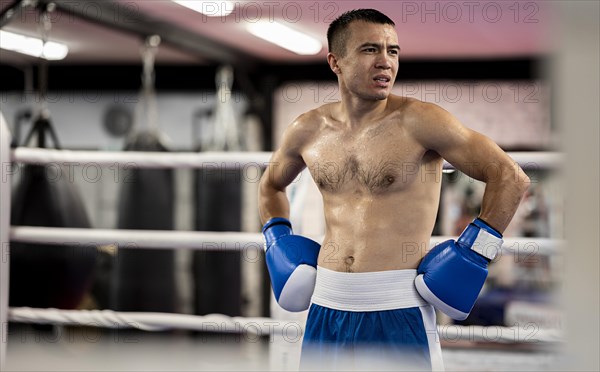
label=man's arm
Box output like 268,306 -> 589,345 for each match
414,103 -> 530,233
258,116 -> 321,312
258,118 -> 310,224
412,103 -> 530,319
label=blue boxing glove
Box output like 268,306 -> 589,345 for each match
415,218 -> 503,320
263,217 -> 321,312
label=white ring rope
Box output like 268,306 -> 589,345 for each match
8,307 -> 296,335
9,227 -> 563,255
502,152 -> 564,170
8,307 -> 562,344
10,227 -> 264,251
11,148 -> 272,169
10,148 -> 563,170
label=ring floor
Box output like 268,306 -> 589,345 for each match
4,324 -> 563,371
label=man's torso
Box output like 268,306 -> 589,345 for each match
300,97 -> 443,272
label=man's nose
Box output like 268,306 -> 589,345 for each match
375,53 -> 392,69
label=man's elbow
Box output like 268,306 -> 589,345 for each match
492,164 -> 530,196
513,167 -> 530,197
258,173 -> 271,202
258,172 -> 283,200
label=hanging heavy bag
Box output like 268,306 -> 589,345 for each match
192,66 -> 243,317
115,130 -> 176,312
193,156 -> 243,317
9,115 -> 97,309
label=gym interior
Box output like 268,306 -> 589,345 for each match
0,1 -> 598,371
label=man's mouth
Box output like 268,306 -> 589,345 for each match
373,75 -> 391,83
373,75 -> 391,87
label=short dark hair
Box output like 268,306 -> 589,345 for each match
327,9 -> 395,57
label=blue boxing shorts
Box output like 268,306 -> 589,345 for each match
300,267 -> 444,371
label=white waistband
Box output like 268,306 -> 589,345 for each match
311,266 -> 428,312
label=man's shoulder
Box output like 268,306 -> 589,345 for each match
389,95 -> 446,117
388,95 -> 454,131
290,103 -> 336,130
281,104 -> 335,148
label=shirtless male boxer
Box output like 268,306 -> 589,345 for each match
258,9 -> 529,371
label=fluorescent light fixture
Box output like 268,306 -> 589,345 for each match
247,21 -> 322,55
0,30 -> 68,60
172,0 -> 234,17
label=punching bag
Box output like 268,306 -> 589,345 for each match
193,66 -> 243,317
115,130 -> 176,312
194,164 -> 243,316
9,115 -> 97,309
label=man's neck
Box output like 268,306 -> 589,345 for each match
338,91 -> 389,128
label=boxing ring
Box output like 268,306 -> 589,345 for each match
0,119 -> 565,370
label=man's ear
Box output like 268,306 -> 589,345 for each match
327,53 -> 341,74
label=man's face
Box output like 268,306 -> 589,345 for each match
334,21 -> 400,101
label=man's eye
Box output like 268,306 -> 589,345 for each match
389,50 -> 399,56
363,48 -> 376,53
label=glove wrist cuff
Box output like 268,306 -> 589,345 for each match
474,218 -> 502,238
262,218 -> 293,252
262,217 -> 292,233
470,228 -> 503,260
458,219 -> 504,261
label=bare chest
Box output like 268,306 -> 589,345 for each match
303,124 -> 427,194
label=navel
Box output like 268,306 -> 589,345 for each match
344,255 -> 355,272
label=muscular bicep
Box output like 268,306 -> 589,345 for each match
410,102 -> 529,233
417,105 -> 518,183
262,147 -> 306,191
261,120 -> 309,192
258,119 -> 312,223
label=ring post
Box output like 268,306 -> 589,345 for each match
1,113 -> 12,369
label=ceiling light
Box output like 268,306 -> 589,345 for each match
172,0 -> 234,17
247,21 -> 322,55
0,30 -> 68,60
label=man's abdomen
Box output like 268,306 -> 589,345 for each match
317,201 -> 437,272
